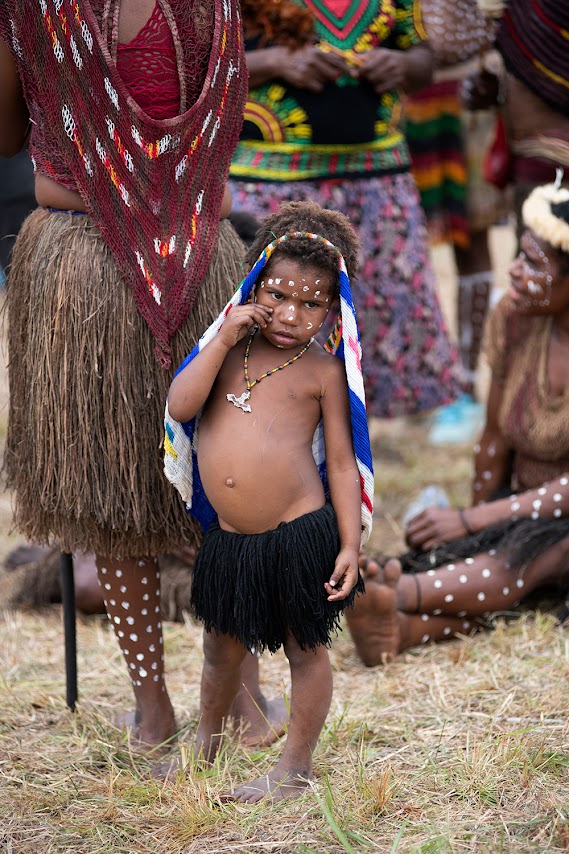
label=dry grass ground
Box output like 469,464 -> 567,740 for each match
1,229 -> 568,853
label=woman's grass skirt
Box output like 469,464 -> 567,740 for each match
191,504 -> 365,653
5,209 -> 244,558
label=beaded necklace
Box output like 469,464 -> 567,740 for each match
226,326 -> 313,412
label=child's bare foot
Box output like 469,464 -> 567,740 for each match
236,696 -> 289,747
346,558 -> 403,666
223,766 -> 311,803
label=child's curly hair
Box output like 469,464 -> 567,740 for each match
244,201 -> 361,299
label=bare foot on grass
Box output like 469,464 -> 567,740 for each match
223,766 -> 311,803
346,558 -> 402,666
236,695 -> 289,747
112,708 -> 178,757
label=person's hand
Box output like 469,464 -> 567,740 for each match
461,68 -> 502,111
405,507 -> 471,551
279,44 -> 347,92
352,48 -> 407,94
218,304 -> 272,349
325,547 -> 359,601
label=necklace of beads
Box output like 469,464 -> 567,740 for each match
226,326 -> 313,412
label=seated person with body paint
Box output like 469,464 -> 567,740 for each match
164,200 -> 373,802
349,174 -> 569,665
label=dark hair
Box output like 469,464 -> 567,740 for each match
244,200 -> 360,298
228,210 -> 261,247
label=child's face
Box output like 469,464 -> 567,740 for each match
255,258 -> 334,349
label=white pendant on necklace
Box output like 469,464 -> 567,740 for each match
226,390 -> 252,413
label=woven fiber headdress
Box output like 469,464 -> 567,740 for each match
164,231 -> 374,544
522,170 -> 569,254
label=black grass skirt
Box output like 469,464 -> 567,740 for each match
191,503 -> 365,653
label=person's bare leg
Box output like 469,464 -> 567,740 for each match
348,538 -> 569,666
96,555 -> 177,748
231,653 -> 289,746
230,637 -> 332,804
74,552 -> 105,614
195,629 -> 248,762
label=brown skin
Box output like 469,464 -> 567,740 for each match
169,257 -> 361,801
349,230 -> 569,665
245,41 -> 432,96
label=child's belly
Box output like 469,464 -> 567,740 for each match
197,420 -> 326,533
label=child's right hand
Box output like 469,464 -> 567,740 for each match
219,304 -> 273,348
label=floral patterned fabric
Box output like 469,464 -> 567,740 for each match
230,172 -> 465,417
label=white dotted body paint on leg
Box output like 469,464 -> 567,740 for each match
96,556 -> 168,695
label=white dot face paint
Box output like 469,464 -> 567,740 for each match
516,579 -> 524,589
443,627 -> 452,636
477,592 -> 486,601
421,614 -> 429,621
307,323 -> 313,330
560,477 -> 568,486
115,570 -> 123,578
554,508 -> 562,517
554,493 -> 562,502
482,569 -> 491,579
433,609 -> 442,616
141,577 -> 148,585
447,564 -> 455,571
434,579 -> 442,589
459,575 -> 467,584
465,558 -> 474,565
503,587 -> 509,596
421,634 -> 430,644
445,594 -> 454,603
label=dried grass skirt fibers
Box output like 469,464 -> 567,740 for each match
5,209 -> 243,558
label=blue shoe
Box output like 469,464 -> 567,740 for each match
428,394 -> 485,446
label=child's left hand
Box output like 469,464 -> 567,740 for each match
325,547 -> 359,601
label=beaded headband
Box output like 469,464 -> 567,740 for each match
522,169 -> 569,254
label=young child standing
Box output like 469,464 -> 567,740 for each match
165,201 -> 373,802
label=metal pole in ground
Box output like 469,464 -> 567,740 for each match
60,552 -> 78,711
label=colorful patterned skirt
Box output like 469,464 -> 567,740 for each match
405,79 -> 470,249
406,79 -> 513,245
230,172 -> 464,418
